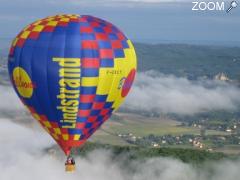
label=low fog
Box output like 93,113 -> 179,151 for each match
0,119 -> 240,180
1,73 -> 240,179
124,71 -> 240,115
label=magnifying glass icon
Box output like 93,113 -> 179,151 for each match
226,1 -> 238,13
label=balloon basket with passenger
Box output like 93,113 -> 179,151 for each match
65,155 -> 76,172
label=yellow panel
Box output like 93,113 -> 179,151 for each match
20,31 -> 30,39
96,69 -> 114,95
74,135 -> 81,140
32,20 -> 42,25
23,25 -> 31,31
105,40 -> 137,110
32,113 -> 41,121
44,127 -> 50,133
62,134 -> 69,140
60,18 -> 70,22
47,21 -> 58,26
12,38 -> 18,47
54,128 -> 61,135
32,25 -> 44,32
81,77 -> 99,87
46,17 -> 55,21
106,74 -> 122,102
43,121 -> 51,128
52,133 -> 59,140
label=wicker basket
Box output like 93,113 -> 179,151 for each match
65,164 -> 76,172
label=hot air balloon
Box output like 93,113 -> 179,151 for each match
8,14 -> 137,171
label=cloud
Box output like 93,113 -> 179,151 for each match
123,71 -> 240,115
0,85 -> 24,112
0,83 -> 240,180
0,119 -> 240,180
0,85 -> 24,114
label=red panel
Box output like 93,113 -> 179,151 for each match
82,40 -> 98,49
95,33 -> 108,40
100,109 -> 110,116
69,135 -> 75,140
80,27 -> 93,33
78,17 -> 87,22
26,25 -> 35,31
43,26 -> 55,32
90,21 -> 100,27
39,21 -> 49,25
51,122 -> 59,128
92,102 -> 105,109
103,26 -> 112,33
92,122 -> 99,129
16,38 -> 25,47
111,40 -> 123,49
80,94 -> 96,103
61,128 -> 68,134
103,114 -> 110,121
58,21 -> 68,26
78,109 -> 91,117
82,58 -> 100,68
76,122 -> 85,129
28,31 -> 39,39
9,47 -> 14,55
99,49 -> 113,58
87,116 -> 97,123
40,115 -> 48,121
70,18 -> 79,22
28,107 -> 36,113
117,32 -> 126,40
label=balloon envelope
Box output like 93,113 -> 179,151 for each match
8,14 -> 137,155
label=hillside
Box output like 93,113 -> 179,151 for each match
136,43 -> 240,80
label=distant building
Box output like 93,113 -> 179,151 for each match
152,143 -> 159,147
214,72 -> 230,81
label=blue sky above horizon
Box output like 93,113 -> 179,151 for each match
0,0 -> 239,46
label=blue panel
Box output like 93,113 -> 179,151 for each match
104,102 -> 113,108
79,103 -> 92,110
94,27 -> 104,33
80,33 -> 96,40
85,123 -> 92,128
89,128 -> 95,134
114,49 -> 125,58
90,109 -> 101,116
30,32 -> 59,121
80,86 -> 97,94
68,128 -> 82,135
81,49 -> 99,58
81,68 -> 99,77
97,115 -> 104,122
64,22 -> 81,58
108,33 -> 118,40
68,22 -> 81,33
95,95 -> 107,102
98,41 -> 111,48
122,41 -> 129,48
79,22 -> 90,27
77,117 -> 87,122
46,28 -> 67,122
100,58 -> 114,67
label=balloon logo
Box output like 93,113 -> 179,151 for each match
8,14 -> 137,156
12,67 -> 35,98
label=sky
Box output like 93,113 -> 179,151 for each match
0,0 -> 240,45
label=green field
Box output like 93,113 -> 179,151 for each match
90,112 -> 229,146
